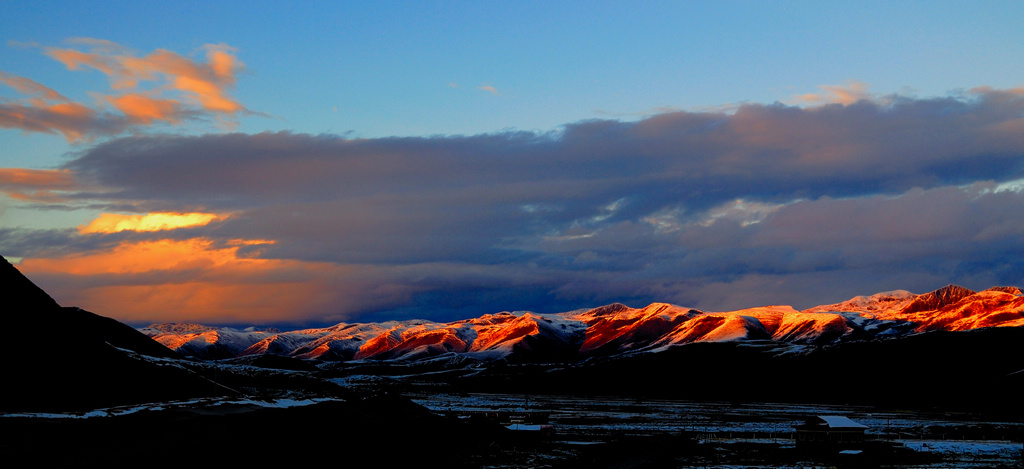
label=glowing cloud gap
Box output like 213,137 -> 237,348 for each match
78,212 -> 226,233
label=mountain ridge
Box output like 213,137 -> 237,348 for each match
0,255 -> 233,412
141,283 -> 1024,363
4,253 -> 1023,415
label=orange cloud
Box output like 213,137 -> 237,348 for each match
173,75 -> 241,113
15,238 -> 359,325
791,81 -> 874,106
79,281 -> 328,325
17,239 -> 283,320
16,208 -> 367,325
0,70 -> 105,141
44,41 -> 246,115
105,94 -> 184,124
0,39 -> 249,141
0,168 -> 76,202
47,48 -> 124,81
21,239 -> 241,275
0,71 -> 68,101
78,212 -> 225,234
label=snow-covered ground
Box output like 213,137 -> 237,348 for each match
899,439 -> 1022,467
0,396 -> 340,419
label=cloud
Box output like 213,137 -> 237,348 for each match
6,86 -> 1024,326
0,39 -> 248,141
477,84 -> 499,95
0,71 -> 69,101
0,168 -> 76,202
65,87 -> 1024,214
78,212 -> 225,234
594,105 -> 685,118
13,238 -> 358,325
0,82 -> 114,141
791,81 -> 876,106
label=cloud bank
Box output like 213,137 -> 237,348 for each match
5,86 -> 1024,326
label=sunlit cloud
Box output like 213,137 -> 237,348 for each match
0,85 -> 106,141
44,40 -> 245,113
791,81 -> 876,106
988,177 -> 1024,194
21,238 -> 243,275
478,84 -> 499,95
0,38 -> 249,141
697,199 -> 791,227
13,237 -> 434,325
104,94 -> 187,124
0,168 -> 76,202
15,238 -> 327,324
0,71 -> 69,101
78,212 -> 225,234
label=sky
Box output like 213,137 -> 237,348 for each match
2,1 -> 1024,328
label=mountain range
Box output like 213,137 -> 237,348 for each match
0,255 -> 502,466
3,251 -> 1023,417
140,284 -> 1024,363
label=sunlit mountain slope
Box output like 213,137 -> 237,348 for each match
142,284 -> 1024,363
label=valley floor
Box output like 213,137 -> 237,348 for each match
3,390 -> 1021,468
409,392 -> 1024,468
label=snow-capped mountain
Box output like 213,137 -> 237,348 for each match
141,284 -> 1024,363
5,250 -> 1023,414
804,284 -> 1024,331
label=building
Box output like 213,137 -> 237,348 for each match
794,415 -> 868,446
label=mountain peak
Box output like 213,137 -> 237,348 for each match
1,255 -> 60,314
584,303 -> 633,316
0,255 -> 233,412
985,286 -> 1023,295
142,323 -> 218,334
901,284 -> 976,315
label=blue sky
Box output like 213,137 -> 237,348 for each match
5,2 -> 1022,147
2,1 -> 1024,326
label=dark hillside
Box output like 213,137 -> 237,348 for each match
0,255 -> 230,412
454,328 -> 1024,415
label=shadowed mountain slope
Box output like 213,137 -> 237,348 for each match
0,256 -> 231,412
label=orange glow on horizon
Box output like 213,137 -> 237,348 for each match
15,237 -> 346,324
20,239 -> 249,274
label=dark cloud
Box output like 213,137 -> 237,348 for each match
68,88 -> 1024,208
7,87 -> 1024,325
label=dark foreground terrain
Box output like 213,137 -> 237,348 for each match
0,395 -> 509,466
410,392 -> 1024,468
4,391 -> 1021,468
